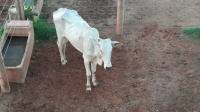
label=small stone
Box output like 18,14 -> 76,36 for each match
186,70 -> 195,77
188,74 -> 193,78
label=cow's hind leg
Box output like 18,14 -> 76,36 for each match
57,37 -> 68,66
91,63 -> 99,87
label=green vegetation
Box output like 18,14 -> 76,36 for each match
24,4 -> 56,43
25,4 -> 38,21
182,28 -> 200,39
33,19 -> 56,43
0,25 -> 4,39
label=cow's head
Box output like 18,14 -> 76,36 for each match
95,38 -> 122,70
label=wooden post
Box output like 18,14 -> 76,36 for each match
15,0 -> 25,20
116,0 -> 125,35
0,54 -> 10,93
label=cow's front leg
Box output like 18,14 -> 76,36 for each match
57,38 -> 68,66
91,62 -> 99,87
60,45 -> 67,65
63,41 -> 67,62
84,59 -> 92,93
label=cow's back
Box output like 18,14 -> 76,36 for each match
53,8 -> 100,53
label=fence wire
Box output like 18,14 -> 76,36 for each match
0,0 -> 8,15
0,0 -> 19,59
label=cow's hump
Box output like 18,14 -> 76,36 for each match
61,9 -> 85,25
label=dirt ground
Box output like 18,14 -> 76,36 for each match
1,0 -> 200,112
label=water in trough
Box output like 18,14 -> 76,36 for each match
2,36 -> 27,67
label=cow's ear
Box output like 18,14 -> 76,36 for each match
112,41 -> 122,47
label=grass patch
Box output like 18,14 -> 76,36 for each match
181,28 -> 200,39
33,19 -> 56,43
24,4 -> 56,43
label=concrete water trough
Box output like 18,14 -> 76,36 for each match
0,20 -> 34,83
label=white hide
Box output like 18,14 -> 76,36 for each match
53,8 -> 121,92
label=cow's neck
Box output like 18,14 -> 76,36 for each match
92,38 -> 103,65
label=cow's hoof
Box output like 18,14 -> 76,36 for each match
62,63 -> 68,66
93,82 -> 99,87
61,60 -> 68,66
86,90 -> 91,94
86,87 -> 92,93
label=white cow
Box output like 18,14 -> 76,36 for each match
53,8 -> 122,93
